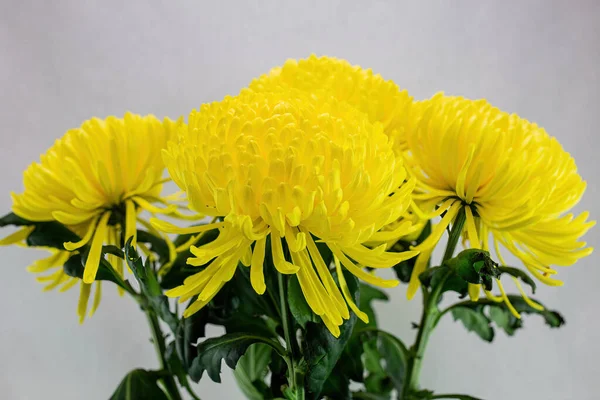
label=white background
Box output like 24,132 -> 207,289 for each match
1,1 -> 599,399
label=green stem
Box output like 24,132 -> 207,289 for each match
401,207 -> 466,399
145,310 -> 183,400
277,273 -> 305,399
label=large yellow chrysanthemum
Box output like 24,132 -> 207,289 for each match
11,113 -> 182,285
249,54 -> 413,154
156,89 -> 418,336
404,93 -> 595,314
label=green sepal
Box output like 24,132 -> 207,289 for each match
420,249 -> 502,297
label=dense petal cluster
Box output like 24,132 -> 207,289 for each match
159,89 -> 418,336
403,93 -> 595,313
11,112 -> 181,291
249,55 -> 413,154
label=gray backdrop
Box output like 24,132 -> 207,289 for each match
1,1 -> 598,399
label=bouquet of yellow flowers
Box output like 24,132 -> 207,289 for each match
1,55 -> 594,400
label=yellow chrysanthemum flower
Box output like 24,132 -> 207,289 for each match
404,93 -> 595,315
156,89 -> 418,337
249,54 -> 413,155
10,113 -> 182,286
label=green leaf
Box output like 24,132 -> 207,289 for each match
364,374 -> 393,397
392,221 -> 432,283
321,363 -> 352,400
490,295 -> 564,334
363,338 -> 385,375
63,253 -> 126,289
233,343 -> 273,400
102,245 -> 125,258
408,389 -> 434,400
377,332 -> 406,392
175,305 -> 208,372
358,329 -> 407,394
109,369 -> 168,400
413,393 -> 484,400
303,269 -> 359,400
223,313 -> 276,338
337,333 -> 364,383
497,266 -> 536,293
358,283 -> 389,329
189,332 -> 281,383
229,259 -> 280,320
0,212 -> 30,227
288,274 -> 317,329
124,240 -> 178,332
26,221 -> 80,249
137,230 -> 169,263
352,391 -> 391,400
448,295 -> 564,341
451,306 -> 494,342
0,212 -> 79,250
165,341 -> 189,388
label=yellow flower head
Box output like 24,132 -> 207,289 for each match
249,54 -> 413,154
11,112 -> 181,285
158,88 -> 418,337
404,93 -> 595,314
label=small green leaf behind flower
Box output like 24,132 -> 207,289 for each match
0,212 -> 80,249
449,295 -> 565,342
63,252 -> 126,290
109,369 -> 169,400
288,274 -> 318,329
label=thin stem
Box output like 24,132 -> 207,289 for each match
145,310 -> 183,400
401,207 -> 466,399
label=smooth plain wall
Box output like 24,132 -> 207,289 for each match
1,1 -> 598,399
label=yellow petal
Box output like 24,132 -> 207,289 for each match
83,212 -> 111,283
